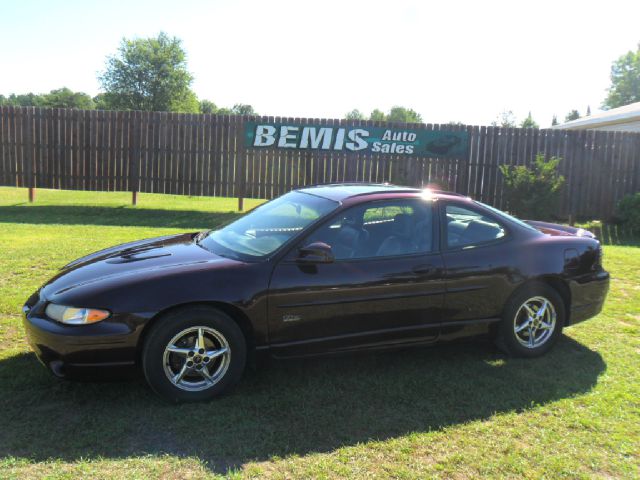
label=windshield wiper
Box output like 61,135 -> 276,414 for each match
193,230 -> 210,245
193,232 -> 244,261
214,250 -> 243,261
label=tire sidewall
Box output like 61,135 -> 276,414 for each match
499,282 -> 565,358
142,306 -> 246,403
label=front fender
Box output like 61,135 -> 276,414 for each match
44,261 -> 272,346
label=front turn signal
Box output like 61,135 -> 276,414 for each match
45,304 -> 111,325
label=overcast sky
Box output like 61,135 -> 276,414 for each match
1,0 -> 638,127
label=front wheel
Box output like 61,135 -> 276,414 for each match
497,282 -> 565,358
142,306 -> 246,402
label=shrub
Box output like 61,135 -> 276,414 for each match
615,192 -> 640,231
499,154 -> 565,220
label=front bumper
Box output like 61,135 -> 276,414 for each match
568,269 -> 610,326
22,295 -> 144,377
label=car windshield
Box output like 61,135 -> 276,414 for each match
474,201 -> 540,233
200,191 -> 338,260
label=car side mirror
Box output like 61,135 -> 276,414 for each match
296,242 -> 335,264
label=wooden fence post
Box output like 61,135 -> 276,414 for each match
24,107 -> 35,201
236,116 -> 245,211
129,111 -> 141,206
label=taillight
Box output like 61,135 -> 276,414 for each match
595,245 -> 603,268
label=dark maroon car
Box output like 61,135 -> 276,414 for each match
22,184 -> 609,402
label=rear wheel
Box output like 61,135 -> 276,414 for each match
497,282 -> 565,358
142,306 -> 246,402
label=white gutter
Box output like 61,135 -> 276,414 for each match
553,101 -> 640,129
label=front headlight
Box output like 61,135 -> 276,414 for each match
45,303 -> 110,325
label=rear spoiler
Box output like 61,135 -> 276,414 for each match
524,220 -> 595,239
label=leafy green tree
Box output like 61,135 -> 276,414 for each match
174,89 -> 199,113
98,32 -> 198,113
230,104 -> 257,115
492,110 -> 517,127
499,154 -> 565,220
216,107 -> 233,115
520,111 -> 539,128
345,109 -> 365,120
0,92 -> 44,107
199,99 -> 217,114
603,43 -> 640,109
369,109 -> 386,121
445,121 -> 465,126
41,88 -> 95,109
387,106 -> 422,123
93,93 -> 108,110
551,115 -> 559,126
0,89 -> 95,109
565,110 -> 580,122
586,105 -> 592,116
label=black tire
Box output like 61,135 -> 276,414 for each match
496,282 -> 565,358
142,305 -> 246,403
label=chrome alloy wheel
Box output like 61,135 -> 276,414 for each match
162,326 -> 231,391
513,296 -> 557,349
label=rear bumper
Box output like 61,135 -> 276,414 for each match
568,270 -> 610,326
22,300 -> 143,377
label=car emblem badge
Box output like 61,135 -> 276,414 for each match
283,314 -> 302,323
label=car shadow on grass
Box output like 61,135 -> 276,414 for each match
0,205 -> 241,229
0,336 -> 604,474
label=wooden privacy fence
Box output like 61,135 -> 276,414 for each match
1,106 -> 639,220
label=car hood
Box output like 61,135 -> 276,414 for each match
40,232 -> 240,299
524,220 -> 596,238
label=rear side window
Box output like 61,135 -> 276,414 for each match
445,204 -> 505,248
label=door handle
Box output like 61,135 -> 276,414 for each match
412,264 -> 436,276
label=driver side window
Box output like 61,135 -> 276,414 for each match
306,199 -> 434,260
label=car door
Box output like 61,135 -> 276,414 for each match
267,197 -> 446,357
439,201 -> 514,336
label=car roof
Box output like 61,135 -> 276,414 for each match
297,183 -> 469,203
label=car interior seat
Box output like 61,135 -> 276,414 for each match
462,219 -> 503,244
332,214 -> 370,258
376,214 -> 413,256
413,218 -> 432,252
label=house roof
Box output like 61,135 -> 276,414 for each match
553,101 -> 640,130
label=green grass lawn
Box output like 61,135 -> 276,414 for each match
0,187 -> 638,479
